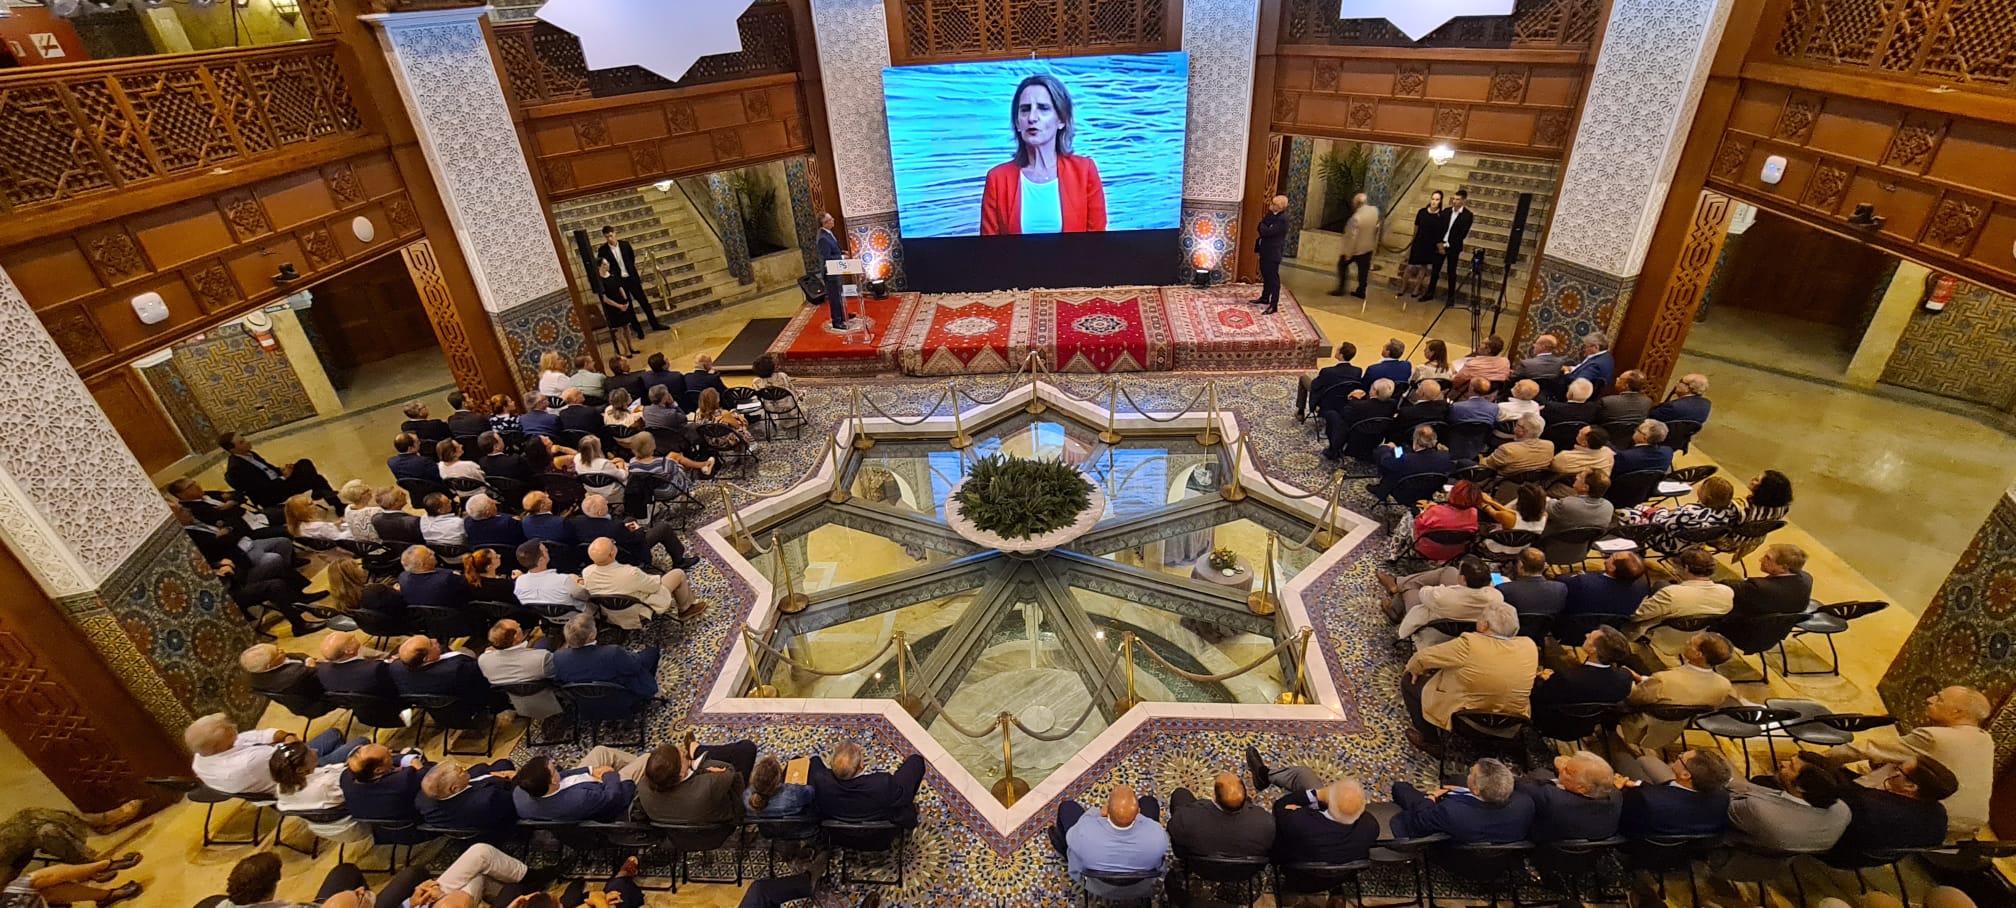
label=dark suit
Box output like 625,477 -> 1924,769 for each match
224,451 -> 335,508
1613,444 -> 1674,478
685,370 -> 731,402
1596,392 -> 1651,428
1166,789 -> 1275,860
1324,396 -> 1398,459
1254,209 -> 1289,307
522,513 -> 576,547
1829,787 -> 1946,861
1619,781 -> 1728,838
465,515 -> 526,552
637,756 -> 746,826
1529,661 -> 1633,740
596,239 -> 664,329
569,515 -> 646,565
1719,572 -> 1814,652
553,643 -> 661,700
1374,446 -> 1454,499
183,493 -> 277,539
317,657 -> 402,724
605,371 -> 649,405
808,753 -> 927,829
1393,400 -> 1452,439
554,405 -> 602,437
1498,577 -> 1568,617
399,569 -> 470,610
372,511 -> 424,546
248,657 -> 328,713
417,762 -> 519,838
1389,782 -> 1535,844
1271,790 -> 1379,867
640,369 -> 687,402
1363,359 -> 1413,391
1425,207 -> 1474,301
1517,776 -> 1622,842
340,766 -> 430,843
1564,351 -> 1614,392
446,410 -> 491,438
1561,573 -> 1650,619
389,654 -> 495,709
387,453 -> 441,485
1306,363 -> 1364,418
519,411 -> 560,438
817,227 -> 846,328
1541,400 -> 1599,427
401,419 -> 452,445
481,453 -> 536,485
515,767 -> 635,823
1650,396 -> 1711,426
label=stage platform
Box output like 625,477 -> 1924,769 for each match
766,283 -> 1326,377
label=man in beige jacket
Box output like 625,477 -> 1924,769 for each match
1334,193 -> 1380,299
580,537 -> 702,625
1401,602 -> 1537,754
1830,685 -> 1995,838
1618,631 -> 1736,749
1627,547 -> 1733,639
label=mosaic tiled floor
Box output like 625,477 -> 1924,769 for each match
530,370 -> 1447,906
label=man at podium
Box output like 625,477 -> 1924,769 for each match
817,212 -> 848,330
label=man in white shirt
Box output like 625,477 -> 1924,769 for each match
477,619 -> 561,720
183,713 -> 363,795
1830,685 -> 1996,837
512,541 -> 590,618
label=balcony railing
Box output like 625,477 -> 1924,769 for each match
0,40 -> 363,214
493,3 -> 798,110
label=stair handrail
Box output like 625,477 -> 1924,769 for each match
1376,151 -> 1437,255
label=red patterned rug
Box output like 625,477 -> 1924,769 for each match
1162,284 -> 1327,371
897,292 -> 1030,376
1030,288 -> 1173,373
767,293 -> 920,377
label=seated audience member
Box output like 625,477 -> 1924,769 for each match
552,612 -> 660,700
513,541 -> 590,618
488,393 -> 524,436
1166,772 -> 1274,862
370,488 -> 422,546
1724,752 -> 1852,867
640,352 -> 687,401
463,547 -> 519,605
1561,551 -> 1650,619
328,563 -> 390,628
387,433 -> 442,486
1375,425 -> 1455,499
611,443 -> 711,534
581,536 -> 700,624
1831,685 -> 1994,838
751,353 -> 798,411
1618,632 -> 1735,749
638,738 -> 759,826
316,632 -> 401,704
166,478 -> 284,539
537,351 -> 572,399
1613,419 -> 1675,476
1496,547 -> 1568,617
518,390 -> 560,439
285,492 -> 349,541
1515,333 -> 1567,381
1828,756 -> 1957,863
512,751 -> 642,823
1615,748 -> 1733,837
694,388 -> 756,447
239,643 -> 326,711
1619,475 -> 1740,554
1363,338 -> 1413,388
1596,371 -> 1653,426
220,431 -> 339,509
520,491 -> 574,547
602,388 -> 650,456
1379,557 -> 1505,645
1321,378 -> 1398,461
445,391 -> 490,438
1541,471 -> 1614,563
185,713 -> 360,795
478,619 -> 560,720
1449,379 -> 1499,425
1394,380 -> 1451,435
313,844 -> 536,908
1651,373 -> 1712,426
1415,339 -> 1454,383
1401,603 -> 1536,752
1410,479 -> 1482,563
1742,469 -> 1796,523
1390,757 -> 1534,843
1048,785 -> 1167,887
1719,543 -> 1814,651
172,497 -> 300,590
746,754 -> 816,822
1542,378 -> 1601,428
462,494 -> 525,553
1245,758 -> 1376,867
268,740 -> 366,845
1453,336 -> 1512,387
604,355 -> 647,403
1628,546 -> 1733,637
1563,332 -> 1614,391
418,494 -> 466,549
1549,427 -> 1614,492
554,388 -> 602,437
568,354 -> 605,398
1517,751 -> 1622,841
1481,414 -> 1552,476
419,760 -> 520,836
1530,626 -> 1635,741
397,546 -> 468,612
1497,379 -> 1543,431
388,636 -> 494,710
1480,483 -> 1548,553
641,384 -> 688,432
338,743 -> 431,841
808,740 -> 927,828
1300,342 -> 1362,420
436,440 -> 483,485
4,856 -> 143,907
686,353 -> 732,401
571,436 -> 628,508
478,432 -> 536,485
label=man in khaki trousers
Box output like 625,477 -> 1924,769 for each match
1334,192 -> 1381,299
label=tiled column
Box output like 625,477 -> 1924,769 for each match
0,264 -> 253,808
1180,0 -> 1261,282
1281,136 -> 1313,259
786,157 -> 824,277
1512,0 -> 1737,358
707,173 -> 756,285
363,6 -> 584,386
808,0 -> 905,287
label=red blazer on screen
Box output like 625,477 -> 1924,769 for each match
979,155 -> 1108,235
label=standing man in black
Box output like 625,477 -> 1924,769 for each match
1422,188 -> 1474,303
1252,194 -> 1290,314
815,212 -> 848,330
596,226 -> 668,332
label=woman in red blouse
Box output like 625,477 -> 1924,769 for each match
1413,479 -> 1483,562
979,73 -> 1107,236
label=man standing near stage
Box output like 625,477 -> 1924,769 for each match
1422,188 -> 1473,303
1252,194 -> 1289,315
597,226 -> 669,332
816,212 -> 849,330
1334,192 -> 1380,299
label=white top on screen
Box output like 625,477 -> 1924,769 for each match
1020,174 -> 1063,235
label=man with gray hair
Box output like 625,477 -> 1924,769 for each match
1515,333 -> 1566,381
1400,602 -> 1537,754
1390,757 -> 1536,843
462,493 -> 525,553
1242,747 -> 1378,866
1323,377 -> 1400,462
1652,372 -> 1712,426
1373,424 -> 1454,500
1252,193 -> 1290,314
1543,376 -> 1601,427
551,611 -> 660,700
641,383 -> 687,431
477,619 -> 560,719
1614,418 -> 1674,476
418,758 -> 521,837
1334,191 -> 1380,298
1831,685 -> 1995,837
1563,331 -> 1613,390
1481,413 -> 1553,475
184,713 -> 361,795
1516,751 -> 1622,841
809,739 -> 928,829
397,544 -> 469,612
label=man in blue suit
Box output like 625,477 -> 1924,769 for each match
551,613 -> 660,701
418,759 -> 518,840
462,494 -> 524,552
1563,333 -> 1614,392
1612,420 -> 1676,477
1650,374 -> 1712,426
518,391 -> 561,439
1362,338 -> 1414,390
1515,751 -> 1623,842
816,212 -> 847,329
388,636 -> 497,712
1561,552 -> 1651,620
386,433 -> 440,485
1389,758 -> 1536,843
315,633 -> 404,728
397,547 -> 469,611
1373,425 -> 1455,501
512,753 -> 638,823
808,740 -> 927,829
1616,748 -> 1733,837
339,743 -> 432,844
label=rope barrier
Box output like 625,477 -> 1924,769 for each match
1132,632 -> 1301,684
741,627 -> 896,678
1239,443 -> 1336,501
1117,382 -> 1213,424
948,353 -> 1038,406
898,646 -> 1000,739
713,433 -> 845,500
858,386 -> 954,427
1011,696 -> 1102,742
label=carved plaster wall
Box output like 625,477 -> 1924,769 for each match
1181,0 -> 1261,204
1544,0 -> 1734,280
809,0 -> 898,217
365,8 -> 568,313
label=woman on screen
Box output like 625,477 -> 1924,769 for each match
980,73 -> 1108,235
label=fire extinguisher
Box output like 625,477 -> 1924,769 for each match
1923,272 -> 1958,312
241,310 -> 279,352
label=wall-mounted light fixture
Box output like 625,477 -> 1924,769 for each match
1428,143 -> 1456,166
131,291 -> 169,325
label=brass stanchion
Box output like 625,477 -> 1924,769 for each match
826,436 -> 851,504
1098,376 -> 1122,444
739,624 -> 779,698
991,713 -> 1030,806
1195,381 -> 1221,446
1025,353 -> 1047,414
1275,627 -> 1312,705
894,632 -> 920,716
948,382 -> 973,449
1311,471 -> 1344,550
774,534 -> 808,614
1115,633 -> 1140,713
719,486 -> 755,555
1219,439 -> 1247,502
849,388 -> 875,450
1247,531 -> 1279,616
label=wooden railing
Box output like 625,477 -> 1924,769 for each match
891,0 -> 1172,63
494,2 -> 798,109
1279,0 -> 1601,50
0,40 -> 363,215
1769,0 -> 2016,95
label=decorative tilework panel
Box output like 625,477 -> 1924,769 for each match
786,156 -> 824,276
495,288 -> 590,392
847,211 -> 907,290
1363,143 -> 1399,214
139,357 -> 216,454
1511,253 -> 1635,355
1282,137 -> 1313,259
1178,200 -> 1240,283
706,172 -> 756,285
1180,0 -> 1261,203
1880,280 -> 2016,412
168,329 -> 318,434
810,0 -> 898,216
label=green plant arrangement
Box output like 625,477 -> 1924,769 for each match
952,455 -> 1094,540
1208,547 -> 1240,572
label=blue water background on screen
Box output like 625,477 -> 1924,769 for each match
882,52 -> 1190,238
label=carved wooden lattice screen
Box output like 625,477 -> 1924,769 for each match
1279,0 -> 1601,50
493,3 -> 797,109
893,0 -> 1173,63
1771,0 -> 2016,91
0,42 -> 363,215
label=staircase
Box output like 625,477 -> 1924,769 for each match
1384,155 -> 1559,296
552,184 -> 743,322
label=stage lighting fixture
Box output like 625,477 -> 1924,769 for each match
1429,143 -> 1456,165
1192,268 -> 1212,288
867,279 -> 889,299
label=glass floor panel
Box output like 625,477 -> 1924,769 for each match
1071,586 -> 1288,705
760,590 -> 976,699
752,520 -> 944,591
1099,516 -> 1323,591
923,600 -> 1110,792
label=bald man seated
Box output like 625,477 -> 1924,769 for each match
579,536 -> 700,625
1165,771 -> 1274,862
1244,747 -> 1378,870
1049,785 -> 1169,890
1830,684 -> 1995,838
387,635 -> 498,713
338,743 -> 433,844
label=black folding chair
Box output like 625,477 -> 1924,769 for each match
695,422 -> 756,475
576,471 -> 625,509
1765,698 -> 1897,750
537,473 -> 587,515
1538,525 -> 1606,574
499,679 -> 576,746
324,690 -> 409,740
1442,710 -> 1530,780
1078,868 -> 1159,906
1174,853 -> 1266,906
406,603 -> 477,646
1665,419 -> 1704,453
1424,840 -> 1534,906
820,819 -> 907,887
402,693 -> 499,757
1446,422 -> 1495,462
754,386 -> 806,439
1623,833 -> 1721,907
1271,859 -> 1371,905
1515,611 -> 1554,643
1605,469 -> 1668,508
1709,610 -> 1808,680
487,476 -> 534,514
1786,600 -> 1889,675
270,805 -> 352,858
188,785 -> 274,847
652,820 -> 746,885
560,680 -> 652,747
1692,704 -> 1800,775
1541,420 -> 1588,452
1475,528 -> 1541,569
1712,519 -> 1786,575
748,817 -> 820,878
1534,836 -> 1628,905
398,477 -> 452,506
1341,416 -> 1396,468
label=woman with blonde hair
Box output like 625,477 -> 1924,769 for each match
487,393 -> 522,435
694,387 -> 755,446
340,482 -> 383,542
602,388 -> 650,456
572,435 -> 628,508
1620,474 -> 1742,552
537,351 -> 572,399
285,493 -> 348,540
325,558 -> 405,619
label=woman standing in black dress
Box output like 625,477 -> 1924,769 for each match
1405,190 -> 1450,300
596,258 -> 641,356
